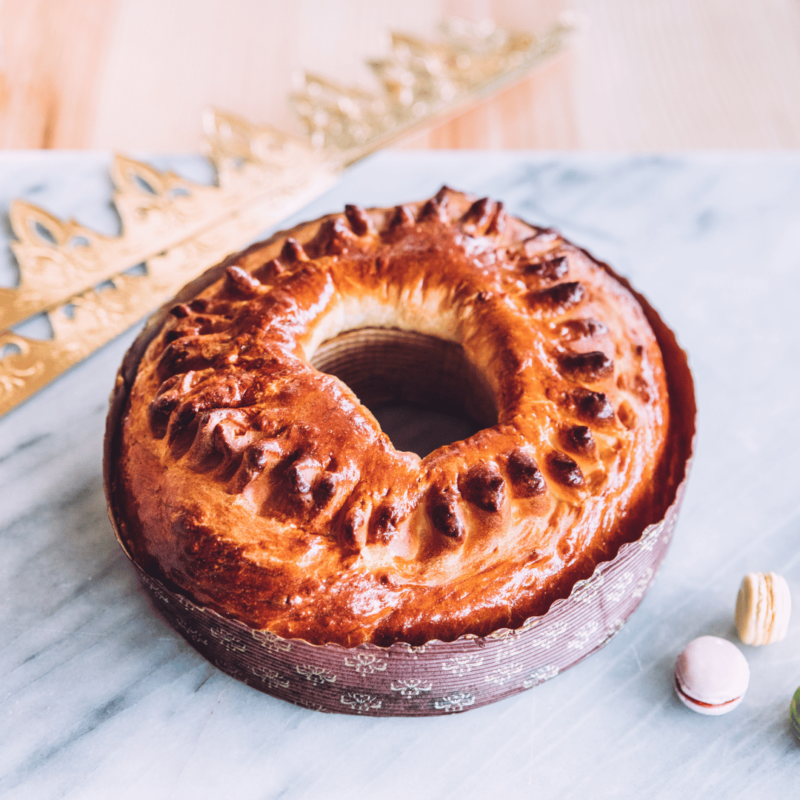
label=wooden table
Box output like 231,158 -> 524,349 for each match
2,0 -> 799,152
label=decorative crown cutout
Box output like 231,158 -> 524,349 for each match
0,14 -> 576,417
292,16 -> 576,158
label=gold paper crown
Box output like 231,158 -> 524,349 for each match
0,15 -> 577,417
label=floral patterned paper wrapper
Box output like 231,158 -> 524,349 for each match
130,505 -> 680,716
104,231 -> 696,717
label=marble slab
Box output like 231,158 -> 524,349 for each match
1,150 -> 799,799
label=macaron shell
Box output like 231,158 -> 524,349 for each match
769,573 -> 791,643
735,574 -> 759,645
674,636 -> 750,713
675,677 -> 745,716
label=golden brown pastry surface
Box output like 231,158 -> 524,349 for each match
113,188 -> 674,646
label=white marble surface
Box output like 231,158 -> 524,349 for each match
1,151 -> 800,799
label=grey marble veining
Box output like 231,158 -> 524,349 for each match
1,151 -> 799,799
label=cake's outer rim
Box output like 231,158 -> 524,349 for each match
103,209 -> 696,715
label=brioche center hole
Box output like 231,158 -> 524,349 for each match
310,327 -> 498,458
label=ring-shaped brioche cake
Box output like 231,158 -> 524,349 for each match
110,187 -> 688,651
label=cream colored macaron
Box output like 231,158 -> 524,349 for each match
735,572 -> 791,646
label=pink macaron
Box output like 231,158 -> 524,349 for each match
674,636 -> 750,715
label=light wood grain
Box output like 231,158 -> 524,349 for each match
0,0 -> 119,148
571,0 -> 800,149
0,0 -> 799,151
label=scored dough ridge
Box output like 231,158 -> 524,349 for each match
111,187 -> 679,647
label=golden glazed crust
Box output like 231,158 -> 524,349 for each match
113,188 -> 674,647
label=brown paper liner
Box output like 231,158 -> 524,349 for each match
103,224 -> 696,717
